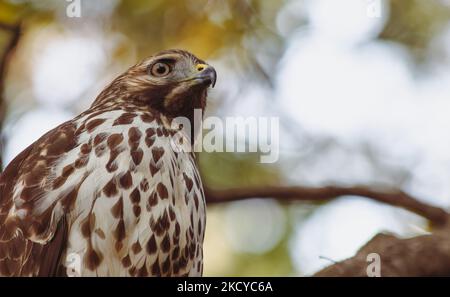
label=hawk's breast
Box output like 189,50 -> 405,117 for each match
53,107 -> 206,276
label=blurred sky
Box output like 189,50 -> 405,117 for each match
1,0 -> 450,276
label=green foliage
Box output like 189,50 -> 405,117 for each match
199,152 -> 281,189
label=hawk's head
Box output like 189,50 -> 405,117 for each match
93,49 -> 216,120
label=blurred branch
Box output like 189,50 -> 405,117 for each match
0,22 -> 22,171
0,23 -> 19,32
206,184 -> 450,276
205,185 -> 448,225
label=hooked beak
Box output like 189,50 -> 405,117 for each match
195,64 -> 217,88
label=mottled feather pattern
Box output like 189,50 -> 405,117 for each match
0,106 -> 205,276
64,107 -> 206,276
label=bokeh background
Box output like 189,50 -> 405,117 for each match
0,0 -> 450,276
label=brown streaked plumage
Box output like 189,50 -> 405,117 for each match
0,49 -> 215,276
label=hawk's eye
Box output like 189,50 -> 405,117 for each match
150,62 -> 171,77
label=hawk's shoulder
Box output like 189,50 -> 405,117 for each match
0,120 -> 77,276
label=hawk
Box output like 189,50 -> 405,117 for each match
0,49 -> 216,276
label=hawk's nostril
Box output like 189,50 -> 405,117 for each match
196,64 -> 207,72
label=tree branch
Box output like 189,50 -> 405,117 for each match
205,185 -> 448,225
206,184 -> 450,276
0,23 -> 19,32
314,226 -> 450,276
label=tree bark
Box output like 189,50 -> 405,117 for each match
314,223 -> 450,276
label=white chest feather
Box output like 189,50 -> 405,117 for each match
50,109 -> 206,276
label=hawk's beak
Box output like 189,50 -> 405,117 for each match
195,64 -> 217,88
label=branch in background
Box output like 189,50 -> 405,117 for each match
0,23 -> 19,32
205,185 -> 448,225
206,185 -> 450,276
0,22 -> 22,170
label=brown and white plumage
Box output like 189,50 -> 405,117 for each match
0,49 -> 216,276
